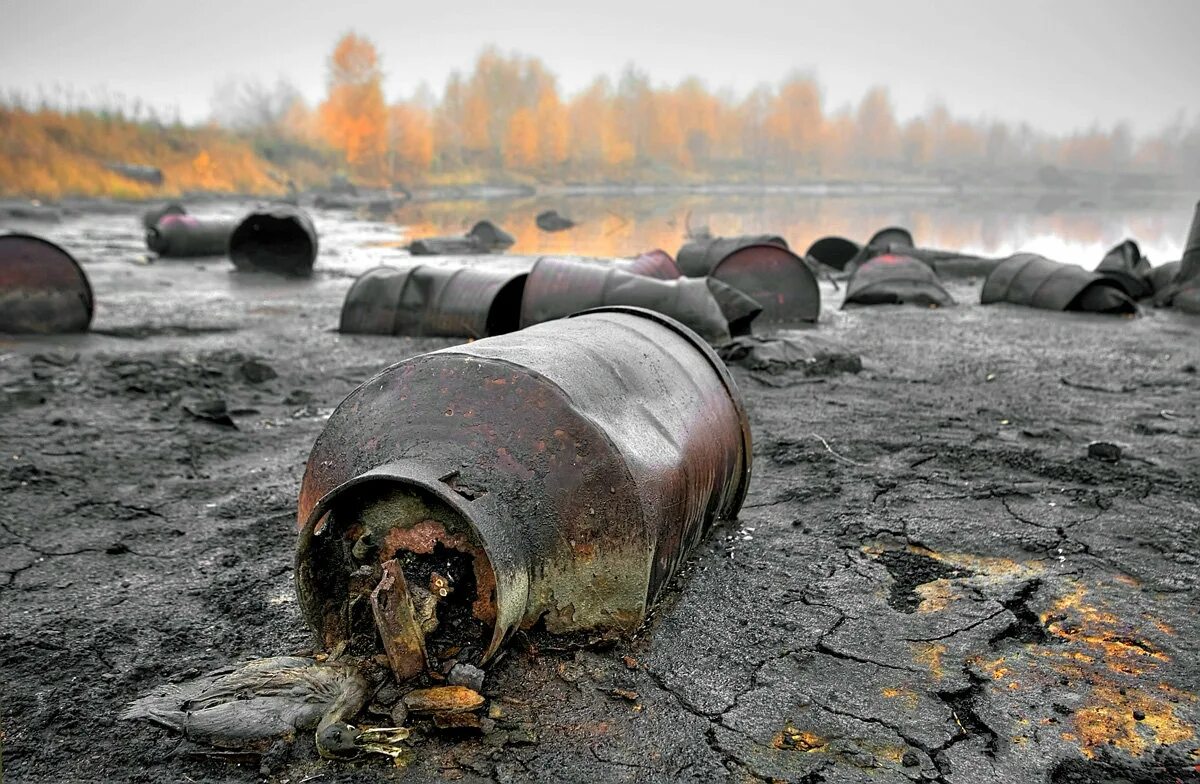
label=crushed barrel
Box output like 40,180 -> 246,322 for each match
981,253 -> 1137,314
295,307 -> 752,679
0,233 -> 94,334
338,260 -> 531,338
1095,240 -> 1153,300
229,205 -> 318,277
676,235 -> 819,323
145,215 -> 238,258
518,256 -> 759,342
624,249 -> 680,279
842,254 -> 954,308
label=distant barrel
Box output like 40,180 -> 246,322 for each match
676,235 -> 819,323
519,256 -> 759,342
1160,200 -> 1200,313
865,226 -> 914,251
295,307 -> 752,673
339,260 -> 531,338
0,233 -> 93,334
842,254 -> 954,308
141,202 -> 187,230
1095,240 -> 1152,300
805,236 -> 861,271
981,254 -> 1137,314
229,205 -> 318,276
145,215 -> 238,257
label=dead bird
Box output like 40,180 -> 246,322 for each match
122,656 -> 408,761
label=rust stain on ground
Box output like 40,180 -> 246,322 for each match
910,642 -> 947,681
772,723 -> 828,752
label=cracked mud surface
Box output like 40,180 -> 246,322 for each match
2,208 -> 1199,783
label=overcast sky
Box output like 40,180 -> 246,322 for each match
1,0 -> 1194,135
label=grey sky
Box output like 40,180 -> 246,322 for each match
1,0 -> 1195,135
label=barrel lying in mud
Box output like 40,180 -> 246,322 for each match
981,254 -> 1137,314
0,233 -> 93,333
295,307 -> 752,681
519,256 -> 760,342
805,236 -> 861,271
625,249 -> 680,279
408,221 -> 515,256
676,235 -> 819,323
229,205 -> 318,276
339,260 -> 531,338
1095,240 -> 1153,300
145,215 -> 238,257
843,254 -> 954,308
141,202 -> 186,230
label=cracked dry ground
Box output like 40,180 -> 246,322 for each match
1,271 -> 1198,783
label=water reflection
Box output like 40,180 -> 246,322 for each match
386,191 -> 1195,268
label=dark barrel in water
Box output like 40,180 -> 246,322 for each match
295,307 -> 752,671
0,233 -> 93,333
339,260 -> 531,338
229,205 -> 318,276
676,235 -> 819,323
145,215 -> 238,257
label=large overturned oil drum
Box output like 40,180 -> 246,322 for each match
0,233 -> 93,333
295,307 -> 752,679
981,254 -> 1137,314
229,205 -> 318,276
145,215 -> 238,257
842,254 -> 954,308
519,256 -> 760,342
1095,240 -> 1153,300
676,235 -> 819,323
805,236 -> 861,271
625,249 -> 680,279
141,202 -> 186,230
339,260 -> 531,338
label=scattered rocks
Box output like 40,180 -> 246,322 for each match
447,663 -> 485,693
238,359 -> 277,384
182,399 -> 237,428
1086,441 -> 1122,463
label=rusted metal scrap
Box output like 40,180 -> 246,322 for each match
1095,239 -> 1153,300
0,233 -> 93,334
229,205 -> 318,277
676,235 -> 820,323
519,255 -> 761,342
625,249 -> 681,279
140,201 -> 186,230
145,214 -> 239,258
1154,199 -> 1200,314
843,254 -> 955,308
296,307 -> 752,683
408,221 -> 515,256
981,253 -> 1138,314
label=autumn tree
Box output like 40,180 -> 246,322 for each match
852,86 -> 900,169
318,32 -> 388,179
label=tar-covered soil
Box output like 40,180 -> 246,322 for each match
1,206 -> 1198,784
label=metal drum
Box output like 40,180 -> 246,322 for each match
0,233 -> 93,334
676,236 -> 819,323
295,307 -> 752,680
145,215 -> 238,257
843,254 -> 954,308
982,254 -> 1137,314
229,205 -> 318,276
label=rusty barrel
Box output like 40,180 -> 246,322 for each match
1095,240 -> 1152,300
295,307 -> 752,667
145,215 -> 238,257
0,233 -> 93,334
805,236 -> 861,271
141,202 -> 186,230
624,249 -> 680,279
518,256 -> 759,342
982,254 -> 1137,314
339,260 -> 531,337
676,235 -> 819,323
229,205 -> 318,276
843,254 -> 954,308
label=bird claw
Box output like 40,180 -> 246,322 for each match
355,726 -> 414,766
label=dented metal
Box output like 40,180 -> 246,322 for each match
843,254 -> 955,308
0,233 -> 94,334
338,260 -> 531,338
145,215 -> 238,257
518,256 -> 760,342
676,236 -> 820,323
1095,240 -> 1153,300
624,249 -> 680,279
295,307 -> 752,677
229,205 -> 318,276
981,253 -> 1138,314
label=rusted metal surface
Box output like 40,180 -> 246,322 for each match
679,239 -> 819,324
140,202 -> 186,230
0,233 -> 93,334
981,253 -> 1137,314
145,215 -> 238,257
518,256 -> 758,342
229,205 -> 318,277
408,221 -> 514,256
296,307 -> 752,676
623,249 -> 680,279
865,226 -> 914,251
843,254 -> 955,308
1095,240 -> 1153,299
338,260 -> 531,338
804,236 -> 860,271
676,234 -> 789,277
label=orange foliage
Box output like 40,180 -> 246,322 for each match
389,103 -> 434,175
318,32 -> 388,179
502,107 -> 539,170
